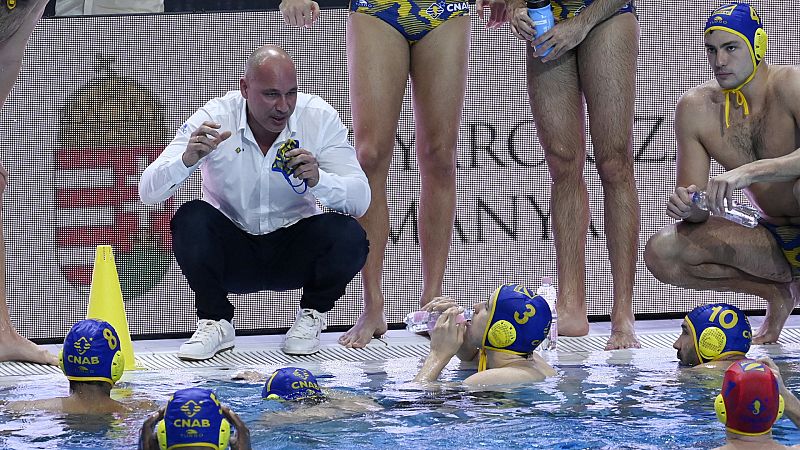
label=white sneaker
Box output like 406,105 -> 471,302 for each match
283,308 -> 327,355
178,319 -> 235,361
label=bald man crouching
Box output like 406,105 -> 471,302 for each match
139,45 -> 370,360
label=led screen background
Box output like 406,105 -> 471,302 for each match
1,1 -> 796,339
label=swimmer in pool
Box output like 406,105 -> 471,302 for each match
233,366 -> 381,425
673,303 -> 752,369
645,2 -> 800,346
414,283 -> 556,385
138,387 -> 252,450
7,319 -> 153,414
712,358 -> 800,449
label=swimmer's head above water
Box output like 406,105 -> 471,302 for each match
716,360 -> 783,435
60,318 -> 125,386
263,367 -> 327,402
674,303 -> 751,366
157,387 -> 231,450
470,283 -> 552,371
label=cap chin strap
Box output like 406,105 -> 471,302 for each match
478,349 -> 488,372
723,66 -> 756,128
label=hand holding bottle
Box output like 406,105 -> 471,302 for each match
691,191 -> 760,228
428,307 -> 466,359
705,168 -> 754,216
666,185 -> 700,220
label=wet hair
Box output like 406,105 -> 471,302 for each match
68,380 -> 112,392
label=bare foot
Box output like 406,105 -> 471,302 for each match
605,315 -> 640,350
338,310 -> 387,348
0,328 -> 58,365
556,305 -> 589,337
753,285 -> 796,344
605,330 -> 641,350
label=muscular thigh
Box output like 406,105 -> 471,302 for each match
526,46 -> 585,162
347,12 -> 411,154
674,218 -> 792,282
577,13 -> 638,155
409,15 -> 469,151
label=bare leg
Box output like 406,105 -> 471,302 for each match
526,47 -> 589,336
0,3 -> 57,365
0,164 -> 56,364
409,16 -> 469,305
339,13 -> 410,347
578,14 -> 640,350
645,218 -> 795,344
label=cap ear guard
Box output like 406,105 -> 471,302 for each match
219,418 -> 231,449
698,327 -> 727,361
110,350 -> 124,384
157,418 -> 167,450
716,393 -> 785,426
754,28 -> 768,62
715,393 -> 727,425
58,350 -> 65,375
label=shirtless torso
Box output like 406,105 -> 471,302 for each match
680,65 -> 800,224
645,62 -> 800,345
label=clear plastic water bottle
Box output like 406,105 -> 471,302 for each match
527,0 -> 555,57
536,276 -> 558,350
691,191 -> 760,228
404,309 -> 474,334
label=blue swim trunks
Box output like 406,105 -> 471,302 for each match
760,220 -> 800,279
551,0 -> 635,23
349,0 -> 469,44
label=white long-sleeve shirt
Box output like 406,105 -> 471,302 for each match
139,91 -> 370,235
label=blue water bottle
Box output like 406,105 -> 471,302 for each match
527,0 -> 555,57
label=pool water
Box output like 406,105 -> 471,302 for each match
1,346 -> 799,449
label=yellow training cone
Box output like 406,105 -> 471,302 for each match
87,245 -> 137,370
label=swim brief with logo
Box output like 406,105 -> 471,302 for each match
551,0 -> 635,23
349,0 -> 469,44
760,220 -> 800,279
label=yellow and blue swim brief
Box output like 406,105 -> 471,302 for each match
350,0 -> 469,44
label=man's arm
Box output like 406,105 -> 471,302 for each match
308,108 -> 370,217
669,90 -> 712,223
414,308 -> 465,383
462,365 -> 547,386
138,111 -> 221,204
279,0 -> 319,28
0,0 -> 48,110
705,68 -> 800,209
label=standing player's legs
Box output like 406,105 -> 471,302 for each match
339,12 -> 411,347
526,47 -> 589,337
0,166 -> 55,364
409,15 -> 469,305
645,218 -> 796,344
577,13 -> 640,349
0,1 -> 56,365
